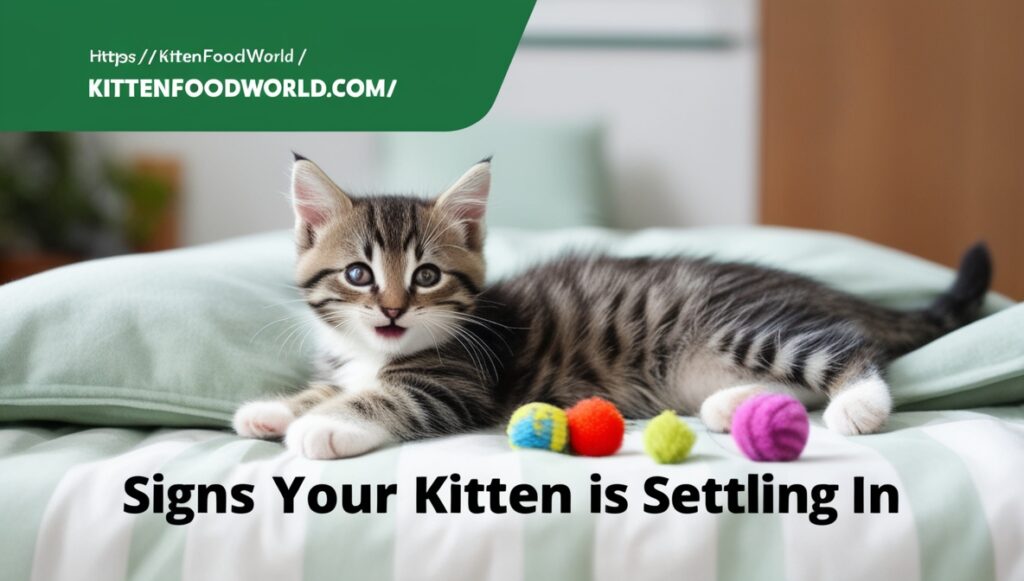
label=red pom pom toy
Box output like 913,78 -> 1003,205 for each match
566,397 -> 625,456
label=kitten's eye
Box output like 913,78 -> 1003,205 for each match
413,264 -> 441,288
344,263 -> 374,286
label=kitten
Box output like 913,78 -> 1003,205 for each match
234,155 -> 992,459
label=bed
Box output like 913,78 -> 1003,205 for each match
1,226 -> 1023,581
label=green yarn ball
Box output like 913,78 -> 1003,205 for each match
644,411 -> 697,464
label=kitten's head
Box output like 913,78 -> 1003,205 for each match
290,154 -> 489,357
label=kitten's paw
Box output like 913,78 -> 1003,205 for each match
700,384 -> 765,432
823,375 -> 892,435
285,415 -> 391,460
233,401 -> 295,439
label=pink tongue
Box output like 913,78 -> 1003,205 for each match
376,325 -> 406,339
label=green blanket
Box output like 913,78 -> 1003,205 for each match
0,226 -> 1020,426
1,407 -> 1023,581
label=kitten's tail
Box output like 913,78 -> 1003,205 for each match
925,242 -> 993,331
871,242 -> 992,356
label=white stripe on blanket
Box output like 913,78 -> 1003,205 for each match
181,451 -> 322,581
593,425 -> 720,581
394,433 -> 525,581
923,419 -> 1024,581
29,430 -> 219,581
780,426 -> 919,581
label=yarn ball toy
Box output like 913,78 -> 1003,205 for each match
507,402 -> 570,453
731,393 -> 809,462
643,410 -> 697,464
565,397 -> 625,457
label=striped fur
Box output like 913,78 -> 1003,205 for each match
233,157 -> 993,458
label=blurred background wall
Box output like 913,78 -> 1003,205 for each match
4,0 -> 1024,297
96,0 -> 758,244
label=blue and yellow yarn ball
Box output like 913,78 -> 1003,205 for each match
507,403 -> 570,453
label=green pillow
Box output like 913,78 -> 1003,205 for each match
0,233 -> 310,427
377,118 -> 611,229
0,226 -> 1020,428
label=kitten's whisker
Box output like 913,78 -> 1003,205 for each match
261,298 -> 313,309
436,310 -> 524,331
469,297 -> 509,309
422,216 -> 469,249
433,244 -> 472,254
439,319 -> 493,383
417,318 -> 447,366
270,281 -> 303,291
250,312 -> 311,344
439,321 -> 487,382
431,312 -> 515,349
447,323 -> 501,381
430,311 -> 518,354
276,318 -> 315,351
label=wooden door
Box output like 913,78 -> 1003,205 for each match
760,0 -> 1024,298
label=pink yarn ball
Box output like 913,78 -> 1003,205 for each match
731,394 -> 809,462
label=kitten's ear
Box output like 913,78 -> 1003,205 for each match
434,157 -> 491,224
290,153 -> 353,229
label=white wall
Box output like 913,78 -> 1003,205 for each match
102,0 -> 758,245
101,132 -> 377,245
515,0 -> 759,229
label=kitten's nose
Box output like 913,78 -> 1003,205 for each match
382,307 -> 404,320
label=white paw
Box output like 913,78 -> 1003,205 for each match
700,384 -> 765,432
233,401 -> 295,439
285,414 -> 391,460
823,376 -> 892,435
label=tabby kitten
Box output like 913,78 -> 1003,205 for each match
233,155 -> 991,459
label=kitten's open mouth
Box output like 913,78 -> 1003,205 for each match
375,324 -> 407,339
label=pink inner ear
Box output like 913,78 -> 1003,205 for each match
293,176 -> 329,227
458,198 -> 486,221
448,182 -> 488,222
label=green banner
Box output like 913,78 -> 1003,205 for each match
0,0 -> 535,130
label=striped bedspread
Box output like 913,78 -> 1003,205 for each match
1,408 -> 1022,581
